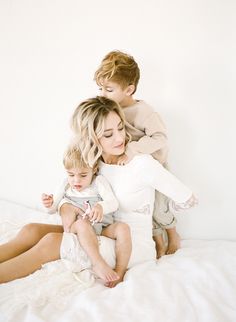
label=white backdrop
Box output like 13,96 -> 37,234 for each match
0,0 -> 235,240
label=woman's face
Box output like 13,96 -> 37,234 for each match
99,111 -> 126,157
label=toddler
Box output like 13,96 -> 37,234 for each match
42,146 -> 132,287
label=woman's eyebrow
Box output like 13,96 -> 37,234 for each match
104,121 -> 122,132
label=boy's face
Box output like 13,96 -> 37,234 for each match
66,167 -> 94,192
98,79 -> 134,107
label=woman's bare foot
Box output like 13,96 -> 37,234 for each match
105,269 -> 126,288
166,228 -> 181,255
153,234 -> 166,259
92,260 -> 119,283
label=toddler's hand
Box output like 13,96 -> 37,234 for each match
42,193 -> 53,208
117,154 -> 131,166
89,204 -> 103,223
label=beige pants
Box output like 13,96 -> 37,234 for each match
152,162 -> 177,236
152,190 -> 177,236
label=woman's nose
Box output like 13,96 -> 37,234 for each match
114,130 -> 124,143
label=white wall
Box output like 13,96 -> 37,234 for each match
0,0 -> 235,240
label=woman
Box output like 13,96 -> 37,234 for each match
0,96 -> 196,285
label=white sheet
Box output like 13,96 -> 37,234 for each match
0,199 -> 236,322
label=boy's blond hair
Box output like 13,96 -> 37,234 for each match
71,96 -> 131,168
94,50 -> 140,94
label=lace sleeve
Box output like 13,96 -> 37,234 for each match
169,194 -> 198,212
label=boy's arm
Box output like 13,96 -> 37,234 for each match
95,175 -> 119,214
126,112 -> 168,160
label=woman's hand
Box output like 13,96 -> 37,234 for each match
41,193 -> 53,208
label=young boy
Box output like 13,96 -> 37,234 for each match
42,146 -> 132,287
94,50 -> 185,258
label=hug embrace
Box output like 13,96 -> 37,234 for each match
0,51 -> 197,287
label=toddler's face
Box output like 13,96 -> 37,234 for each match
98,80 -> 129,106
66,167 -> 94,192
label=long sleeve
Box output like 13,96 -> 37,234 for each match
123,101 -> 168,164
45,178 -> 68,214
95,175 -> 119,214
126,111 -> 168,159
137,155 -> 193,204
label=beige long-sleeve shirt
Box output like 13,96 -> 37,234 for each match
123,100 -> 168,165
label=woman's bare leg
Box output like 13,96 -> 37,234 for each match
0,223 -> 63,263
102,222 -> 132,288
0,232 -> 63,283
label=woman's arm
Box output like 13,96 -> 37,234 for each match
138,155 -> 197,206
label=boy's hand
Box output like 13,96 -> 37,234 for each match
117,154 -> 132,166
42,193 -> 54,208
89,204 -> 103,223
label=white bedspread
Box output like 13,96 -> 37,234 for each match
0,199 -> 236,322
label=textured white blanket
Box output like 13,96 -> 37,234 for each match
0,200 -> 236,322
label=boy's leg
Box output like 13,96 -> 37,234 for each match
165,227 -> 180,255
0,223 -> 63,263
152,230 -> 167,259
0,232 -> 63,283
153,190 -> 180,255
70,218 -> 119,284
101,222 -> 132,287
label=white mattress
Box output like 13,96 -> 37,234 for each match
0,199 -> 236,322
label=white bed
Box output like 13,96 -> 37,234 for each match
0,199 -> 236,322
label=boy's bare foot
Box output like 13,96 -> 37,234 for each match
153,234 -> 166,259
105,269 -> 126,288
92,260 -> 119,283
166,228 -> 181,255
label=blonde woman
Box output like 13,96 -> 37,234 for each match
0,96 -> 197,285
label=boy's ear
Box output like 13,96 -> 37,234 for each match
126,84 -> 135,96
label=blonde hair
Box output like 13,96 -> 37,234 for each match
94,50 -> 140,94
63,145 -> 97,172
71,96 -> 131,168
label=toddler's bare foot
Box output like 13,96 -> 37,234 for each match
92,260 -> 119,284
166,229 -> 181,255
153,234 -> 166,259
105,269 -> 126,288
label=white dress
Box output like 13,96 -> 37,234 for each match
60,154 -> 193,270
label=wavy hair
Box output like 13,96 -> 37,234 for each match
94,50 -> 140,94
71,96 -> 131,167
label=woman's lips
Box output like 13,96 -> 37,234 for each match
114,143 -> 124,149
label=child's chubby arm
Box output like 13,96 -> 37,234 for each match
95,175 -> 119,217
41,178 -> 68,214
126,111 -> 168,160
